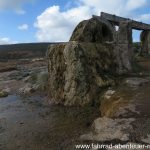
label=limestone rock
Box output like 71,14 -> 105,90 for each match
47,44 -> 66,104
19,84 -> 35,94
103,89 -> 116,99
141,30 -> 150,54
125,77 -> 150,87
0,91 -> 8,98
141,135 -> 150,144
47,42 -> 117,106
19,71 -> 48,95
47,17 -> 134,106
80,117 -> 134,142
70,17 -> 113,43
100,87 -> 140,118
114,22 -> 133,74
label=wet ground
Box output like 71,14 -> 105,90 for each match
0,94 -> 99,150
0,59 -> 100,150
79,56 -> 150,145
1,56 -> 150,150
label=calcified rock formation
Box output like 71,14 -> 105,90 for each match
47,42 -> 116,106
47,12 -> 150,106
141,30 -> 150,54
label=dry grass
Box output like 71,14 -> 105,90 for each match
0,61 -> 17,72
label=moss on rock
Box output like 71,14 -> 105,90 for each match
0,91 -> 8,98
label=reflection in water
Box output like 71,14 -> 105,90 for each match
0,95 -> 99,150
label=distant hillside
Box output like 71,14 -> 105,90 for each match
0,43 -> 57,60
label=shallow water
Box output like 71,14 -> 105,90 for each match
0,95 -> 99,150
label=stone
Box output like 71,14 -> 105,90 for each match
2,88 -> 10,94
80,117 -> 134,142
100,86 -> 140,118
35,71 -> 48,91
117,22 -> 132,44
0,88 -> 10,98
19,71 -> 48,95
114,22 -> 133,74
0,91 -> 8,98
101,12 -> 150,31
103,89 -> 116,99
70,17 -> 114,43
125,77 -> 150,87
47,16 -> 135,106
47,42 -> 117,106
19,84 -> 35,95
141,30 -> 150,54
141,135 -> 150,144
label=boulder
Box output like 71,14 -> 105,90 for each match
141,30 -> 150,54
0,91 -> 8,98
47,42 -> 117,106
100,88 -> 139,118
125,77 -> 150,87
47,17 -> 133,106
114,22 -> 133,74
70,17 -> 114,43
80,117 -> 134,142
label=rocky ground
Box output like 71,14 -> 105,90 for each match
0,58 -> 47,95
79,56 -> 150,149
0,58 -> 100,150
0,55 -> 150,150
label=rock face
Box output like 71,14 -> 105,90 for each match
47,17 -> 133,106
70,18 -> 114,43
114,22 -> 133,74
80,117 -> 134,142
47,42 -> 116,106
141,30 -> 150,54
125,77 -> 150,87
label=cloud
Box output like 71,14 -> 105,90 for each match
0,0 -> 34,14
0,37 -> 17,45
18,24 -> 29,30
34,5 -> 91,42
125,0 -> 147,11
136,13 -> 150,22
34,0 -> 148,42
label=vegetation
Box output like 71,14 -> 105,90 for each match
133,42 -> 141,55
0,43 -> 59,60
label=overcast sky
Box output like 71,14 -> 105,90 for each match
0,0 -> 150,44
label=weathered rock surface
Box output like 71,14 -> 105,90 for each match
19,71 -> 48,95
47,42 -> 117,106
0,91 -> 8,98
47,17 -> 134,106
70,17 -> 113,43
141,135 -> 150,144
125,77 -> 150,87
141,30 -> 150,54
80,117 -> 134,142
114,22 -> 133,74
19,84 -> 35,94
100,86 -> 140,118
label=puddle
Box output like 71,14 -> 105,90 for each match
0,95 -> 99,150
